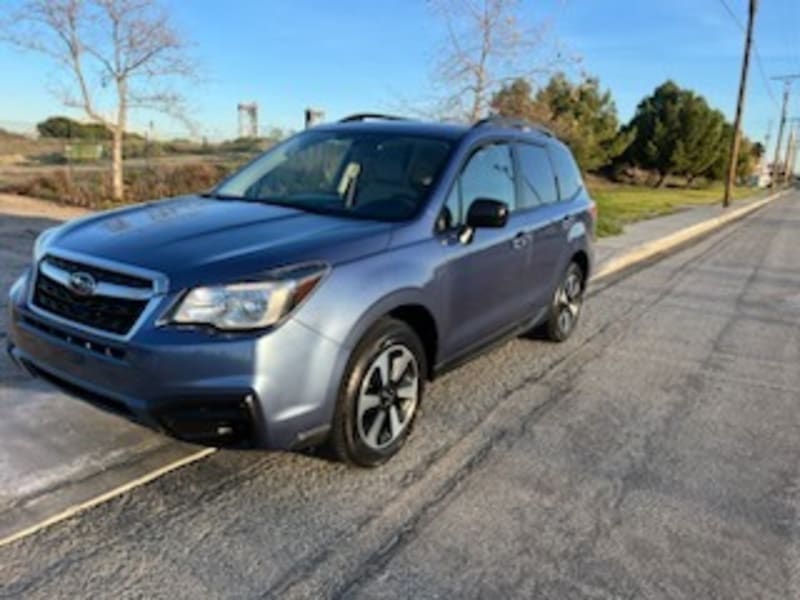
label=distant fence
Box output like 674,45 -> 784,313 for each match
0,117 -> 291,175
0,118 -> 283,169
0,118 -> 291,145
0,117 -> 293,206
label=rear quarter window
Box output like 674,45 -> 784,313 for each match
548,143 -> 583,201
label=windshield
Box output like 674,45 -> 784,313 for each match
214,130 -> 454,221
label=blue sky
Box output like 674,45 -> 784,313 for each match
1,0 -> 799,157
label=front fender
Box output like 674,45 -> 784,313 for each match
292,240 -> 442,351
337,287 -> 438,352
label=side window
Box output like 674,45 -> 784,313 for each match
516,144 -> 558,209
438,143 -> 515,229
548,144 -> 583,201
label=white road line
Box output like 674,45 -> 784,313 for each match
0,447 -> 217,548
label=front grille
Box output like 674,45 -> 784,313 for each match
46,255 -> 151,289
32,257 -> 151,336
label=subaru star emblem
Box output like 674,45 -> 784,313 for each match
69,272 -> 97,297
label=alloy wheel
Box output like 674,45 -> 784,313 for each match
557,268 -> 583,336
356,344 -> 419,450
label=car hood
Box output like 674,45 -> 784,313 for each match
48,195 -> 394,290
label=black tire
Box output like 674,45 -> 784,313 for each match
330,318 -> 426,467
545,261 -> 585,342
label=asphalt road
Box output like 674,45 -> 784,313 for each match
2,192 -> 799,599
0,197 -> 201,539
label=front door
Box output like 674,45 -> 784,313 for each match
437,142 -> 533,358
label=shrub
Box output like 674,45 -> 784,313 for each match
125,163 -> 232,204
37,116 -> 112,140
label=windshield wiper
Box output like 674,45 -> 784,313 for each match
207,193 -> 316,214
202,191 -> 354,218
200,191 -> 245,200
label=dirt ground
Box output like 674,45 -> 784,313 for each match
0,193 -> 89,220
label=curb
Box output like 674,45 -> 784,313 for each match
0,447 -> 216,548
590,191 -> 784,282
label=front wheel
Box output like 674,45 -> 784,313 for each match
545,261 -> 585,342
330,318 -> 426,467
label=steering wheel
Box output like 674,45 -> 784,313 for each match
354,192 -> 418,217
389,193 -> 418,213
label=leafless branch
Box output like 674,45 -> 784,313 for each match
427,0 -> 577,122
0,0 -> 199,200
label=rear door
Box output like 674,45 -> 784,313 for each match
547,142 -> 588,281
513,142 -> 564,311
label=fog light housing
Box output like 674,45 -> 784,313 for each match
156,394 -> 257,447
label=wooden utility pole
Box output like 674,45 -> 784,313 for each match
770,75 -> 800,186
763,119 -> 772,160
784,124 -> 795,178
785,120 -> 800,183
724,0 -> 757,207
771,86 -> 790,186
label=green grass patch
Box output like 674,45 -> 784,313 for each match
587,180 -> 764,238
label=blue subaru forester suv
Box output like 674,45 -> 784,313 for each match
7,114 -> 595,466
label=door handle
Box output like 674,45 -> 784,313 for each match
511,232 -> 529,250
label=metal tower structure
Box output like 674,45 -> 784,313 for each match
237,102 -> 259,138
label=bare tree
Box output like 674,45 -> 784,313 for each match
1,0 -> 196,201
429,0 -> 575,122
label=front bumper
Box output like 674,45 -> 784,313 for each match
7,272 -> 347,450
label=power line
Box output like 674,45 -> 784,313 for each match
716,0 -> 779,109
753,49 -> 779,109
717,0 -> 745,28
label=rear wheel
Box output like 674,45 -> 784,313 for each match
545,261 -> 585,342
330,318 -> 425,467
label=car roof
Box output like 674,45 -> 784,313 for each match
313,117 -> 556,145
314,119 -> 470,141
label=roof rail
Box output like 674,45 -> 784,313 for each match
338,113 -> 409,123
472,115 -> 554,137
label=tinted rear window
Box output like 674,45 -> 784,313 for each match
548,144 -> 583,201
517,144 -> 558,208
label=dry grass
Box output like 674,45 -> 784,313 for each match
1,162 -> 236,209
586,178 -> 766,237
0,130 -> 64,164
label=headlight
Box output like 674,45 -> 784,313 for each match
33,227 -> 60,261
10,270 -> 29,299
170,263 -> 328,331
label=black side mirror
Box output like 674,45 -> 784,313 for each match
466,198 -> 509,229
